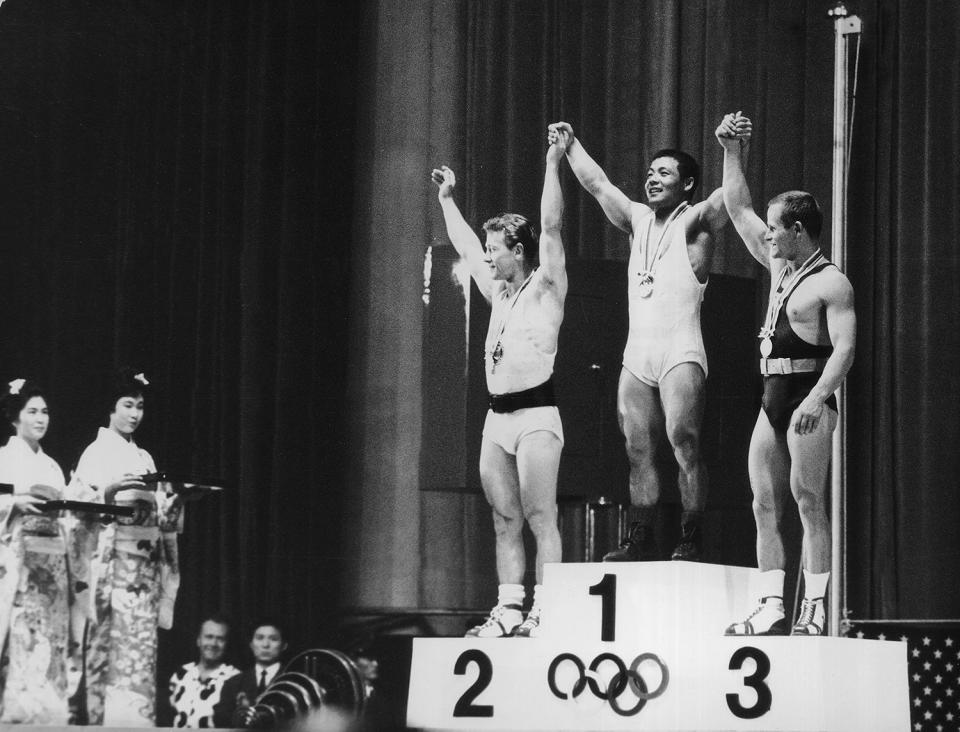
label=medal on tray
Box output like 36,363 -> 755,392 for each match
638,272 -> 654,299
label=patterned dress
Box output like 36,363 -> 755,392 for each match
67,427 -> 182,726
0,436 -> 74,724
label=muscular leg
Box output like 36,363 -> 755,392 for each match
617,367 -> 665,508
516,431 -> 563,584
786,408 -> 838,574
747,410 -> 792,571
478,438 -> 525,585
659,363 -> 708,512
724,410 -> 793,636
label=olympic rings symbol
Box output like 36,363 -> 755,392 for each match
546,652 -> 670,717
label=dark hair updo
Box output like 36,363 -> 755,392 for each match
108,368 -> 151,413
1,378 -> 46,425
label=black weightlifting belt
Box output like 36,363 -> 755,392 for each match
488,379 -> 556,414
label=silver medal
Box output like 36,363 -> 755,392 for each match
638,273 -> 654,298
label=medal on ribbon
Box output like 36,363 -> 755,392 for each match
635,203 -> 688,299
491,342 -> 504,372
757,249 -> 825,359
759,335 -> 773,357
638,273 -> 654,298
487,269 -> 537,375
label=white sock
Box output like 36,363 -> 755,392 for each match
531,583 -> 543,610
803,570 -> 830,600
497,584 -> 525,608
757,569 -> 786,602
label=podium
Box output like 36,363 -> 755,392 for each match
406,562 -> 910,731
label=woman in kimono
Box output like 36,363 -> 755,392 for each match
0,378 -> 74,724
68,369 -> 182,726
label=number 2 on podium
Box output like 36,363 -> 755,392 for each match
589,573 -> 617,641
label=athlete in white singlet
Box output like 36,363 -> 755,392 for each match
549,121 -> 728,562
430,133 -> 568,638
624,203 -> 708,387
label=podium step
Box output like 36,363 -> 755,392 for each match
539,561 -> 755,644
406,635 -> 909,731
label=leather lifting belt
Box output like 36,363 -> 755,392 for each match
488,379 -> 556,414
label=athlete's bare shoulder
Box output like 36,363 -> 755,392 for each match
629,201 -> 654,234
815,263 -> 854,304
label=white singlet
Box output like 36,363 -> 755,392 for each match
482,268 -> 564,453
623,206 -> 708,386
484,268 -> 558,395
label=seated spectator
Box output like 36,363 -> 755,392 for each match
213,618 -> 288,728
169,616 -> 239,728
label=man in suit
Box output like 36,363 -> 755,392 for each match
213,619 -> 288,728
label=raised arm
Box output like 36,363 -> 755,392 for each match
548,121 -> 641,234
715,113 -> 769,267
791,273 -> 856,435
692,185 -> 730,238
430,166 -> 494,301
539,131 -> 568,296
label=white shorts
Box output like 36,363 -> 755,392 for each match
482,406 -> 564,456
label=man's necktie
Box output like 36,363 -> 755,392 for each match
257,669 -> 267,695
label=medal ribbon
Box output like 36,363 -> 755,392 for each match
758,249 -> 825,340
489,268 -> 538,366
639,202 -> 690,279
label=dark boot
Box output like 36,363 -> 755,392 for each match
671,511 -> 703,561
603,520 -> 657,561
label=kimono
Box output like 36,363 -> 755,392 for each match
67,427 -> 182,726
0,436 -> 74,724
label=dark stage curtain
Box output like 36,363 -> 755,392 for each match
0,0 -> 361,698
845,0 -> 960,620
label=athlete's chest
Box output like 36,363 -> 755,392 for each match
779,279 -> 828,334
631,216 -> 710,283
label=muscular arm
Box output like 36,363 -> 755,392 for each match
431,166 -> 495,302
550,122 -> 641,233
809,275 -> 856,405
538,140 -> 568,296
692,185 -> 730,237
791,273 -> 856,434
716,116 -> 769,267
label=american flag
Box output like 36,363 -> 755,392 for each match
849,622 -> 959,732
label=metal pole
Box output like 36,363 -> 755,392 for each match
827,2 -> 861,637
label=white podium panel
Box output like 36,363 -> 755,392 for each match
538,561 -> 754,644
406,636 -> 910,731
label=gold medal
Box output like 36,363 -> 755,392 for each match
635,204 -> 687,301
